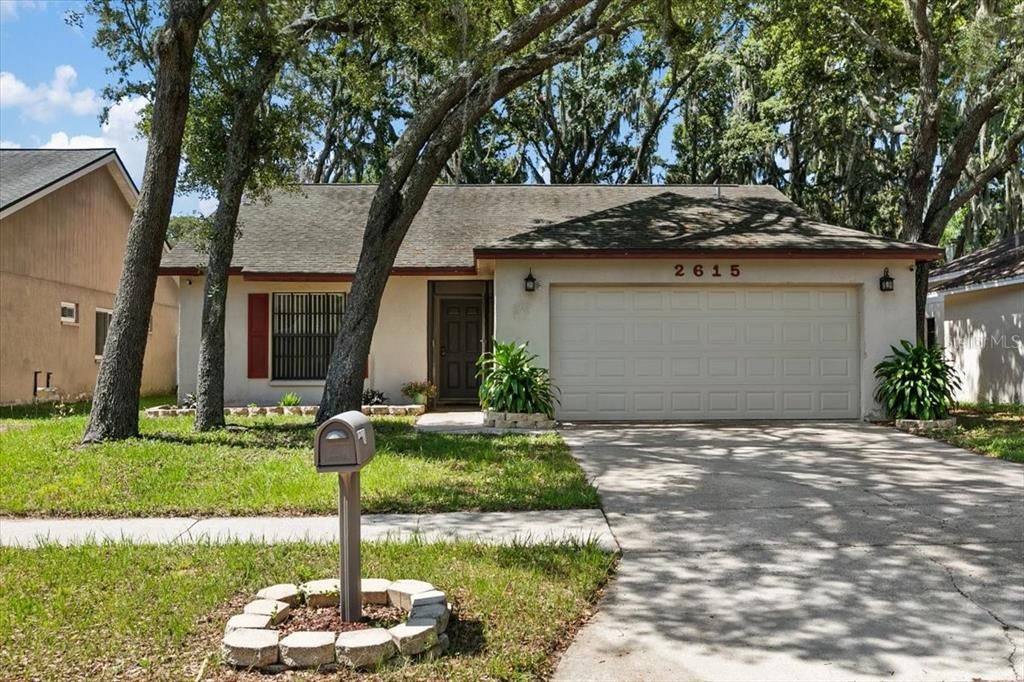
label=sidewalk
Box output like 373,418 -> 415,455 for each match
0,509 -> 617,550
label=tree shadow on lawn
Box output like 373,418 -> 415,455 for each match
144,422 -> 315,450
144,420 -> 568,468
485,541 -> 618,581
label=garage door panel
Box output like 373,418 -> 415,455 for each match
551,286 -> 860,420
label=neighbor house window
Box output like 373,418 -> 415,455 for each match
926,317 -> 937,348
271,293 -> 345,380
95,309 -> 113,358
60,302 -> 78,324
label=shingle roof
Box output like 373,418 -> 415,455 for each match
0,148 -> 119,211
161,184 -> 940,274
929,234 -> 1024,292
477,188 -> 934,256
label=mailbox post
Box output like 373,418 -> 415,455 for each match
314,411 -> 376,622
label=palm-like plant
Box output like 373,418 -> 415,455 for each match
477,341 -> 558,417
874,340 -> 961,420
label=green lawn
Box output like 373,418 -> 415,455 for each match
925,403 -> 1023,463
0,539 -> 614,681
0,414 -> 599,516
0,393 -> 175,421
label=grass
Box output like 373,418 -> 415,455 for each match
0,393 -> 175,421
0,413 -> 599,516
924,403 -> 1024,463
0,539 -> 615,681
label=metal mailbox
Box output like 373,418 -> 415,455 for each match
313,410 -> 376,622
314,411 -> 376,472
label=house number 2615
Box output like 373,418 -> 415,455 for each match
673,264 -> 741,278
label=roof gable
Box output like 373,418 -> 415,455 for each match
0,148 -> 137,218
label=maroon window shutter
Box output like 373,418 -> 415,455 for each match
247,293 -> 269,379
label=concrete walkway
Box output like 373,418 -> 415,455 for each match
554,422 -> 1024,682
0,509 -> 615,550
414,411 -> 554,435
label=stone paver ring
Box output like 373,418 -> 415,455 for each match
222,578 -> 450,671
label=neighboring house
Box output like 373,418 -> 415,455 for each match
0,148 -> 178,405
926,234 -> 1024,404
161,184 -> 939,420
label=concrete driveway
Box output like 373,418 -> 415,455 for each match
554,422 -> 1024,682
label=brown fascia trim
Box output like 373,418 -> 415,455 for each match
157,266 -> 478,280
157,266 -> 242,276
473,247 -> 945,261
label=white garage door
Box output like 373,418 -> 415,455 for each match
550,286 -> 860,420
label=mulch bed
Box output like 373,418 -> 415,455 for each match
276,604 -> 407,637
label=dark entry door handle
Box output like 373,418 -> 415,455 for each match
440,346 -> 447,357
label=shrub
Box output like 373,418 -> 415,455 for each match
401,380 -> 437,402
180,393 -> 197,409
278,392 -> 302,407
361,389 -> 389,406
874,340 -> 961,420
477,340 -> 558,417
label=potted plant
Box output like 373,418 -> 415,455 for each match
401,380 -> 437,406
874,340 -> 961,432
477,340 -> 558,428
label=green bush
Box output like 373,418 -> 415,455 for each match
278,392 -> 302,407
477,340 -> 558,417
874,340 -> 961,420
361,389 -> 389,406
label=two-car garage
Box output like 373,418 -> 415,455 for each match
549,285 -> 861,420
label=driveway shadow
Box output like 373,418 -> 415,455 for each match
554,422 -> 1024,681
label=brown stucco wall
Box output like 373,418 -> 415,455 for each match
0,164 -> 178,404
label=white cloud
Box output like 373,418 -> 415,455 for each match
0,1 -> 47,21
41,96 -> 149,184
197,197 -> 219,216
0,139 -> 22,148
0,65 -> 99,121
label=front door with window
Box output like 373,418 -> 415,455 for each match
439,298 -> 483,401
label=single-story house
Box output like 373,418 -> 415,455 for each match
0,148 -> 178,405
926,234 -> 1023,404
161,184 -> 940,420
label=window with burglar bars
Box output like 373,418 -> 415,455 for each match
271,293 -> 345,380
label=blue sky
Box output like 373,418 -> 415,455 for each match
2,2 -> 681,215
0,0 -> 208,213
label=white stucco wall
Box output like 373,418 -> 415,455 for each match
939,284 -> 1024,404
176,276 -> 430,405
491,257 -> 919,420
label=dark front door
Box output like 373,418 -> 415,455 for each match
439,298 -> 483,401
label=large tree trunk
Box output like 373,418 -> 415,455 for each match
317,0 -> 621,422
83,0 -> 216,443
194,79 -> 276,431
193,170 -> 246,430
192,8 -> 352,429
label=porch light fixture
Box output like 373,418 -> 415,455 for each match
879,268 -> 894,292
524,269 -> 537,293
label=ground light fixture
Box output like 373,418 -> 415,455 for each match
879,267 -> 895,292
524,269 -> 537,292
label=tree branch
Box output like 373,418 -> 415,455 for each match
927,127 -> 1024,239
834,4 -> 918,65
922,88 -> 1006,232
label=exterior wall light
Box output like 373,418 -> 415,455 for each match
524,269 -> 537,293
879,267 -> 894,292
